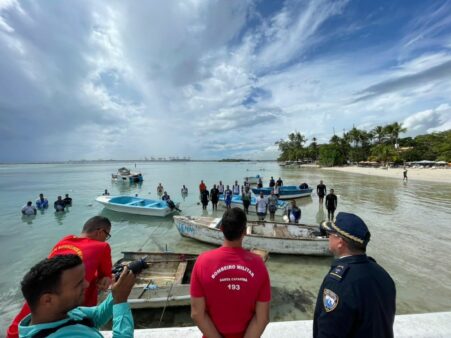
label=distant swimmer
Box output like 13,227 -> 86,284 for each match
181,185 -> 188,194
317,180 -> 327,204
54,196 -> 66,212
63,193 -> 72,206
35,193 -> 48,209
21,201 -> 37,216
102,189 -> 110,196
403,167 -> 408,181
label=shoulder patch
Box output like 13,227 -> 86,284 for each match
323,288 -> 339,312
328,264 -> 349,281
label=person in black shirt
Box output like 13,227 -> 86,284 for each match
200,188 -> 210,210
314,213 -> 396,338
269,176 -> 275,188
210,185 -> 219,211
54,196 -> 66,212
325,189 -> 337,221
63,193 -> 72,206
316,180 -> 327,204
276,177 -> 283,186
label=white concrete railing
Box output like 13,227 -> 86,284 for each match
101,311 -> 451,337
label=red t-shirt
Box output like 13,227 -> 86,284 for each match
199,182 -> 206,192
190,246 -> 271,336
6,235 -> 112,338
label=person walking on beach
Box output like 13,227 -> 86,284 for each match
268,191 -> 278,221
210,184 -> 220,211
403,167 -> 408,181
17,254 -> 136,338
21,201 -> 37,216
7,216 -> 114,338
269,176 -> 275,188
314,212 -> 396,338
242,186 -> 252,214
325,189 -> 337,221
256,192 -> 268,221
317,180 -> 327,205
190,208 -> 271,338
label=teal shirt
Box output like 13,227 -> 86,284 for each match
19,294 -> 133,338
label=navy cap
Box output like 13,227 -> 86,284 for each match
324,212 -> 370,244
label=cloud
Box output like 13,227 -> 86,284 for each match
1,1 -> 451,162
403,104 -> 451,135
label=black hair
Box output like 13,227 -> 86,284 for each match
221,207 -> 247,241
27,201 -> 32,206
21,254 -> 82,311
82,216 -> 111,233
341,231 -> 371,254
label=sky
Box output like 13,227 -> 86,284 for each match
1,0 -> 451,162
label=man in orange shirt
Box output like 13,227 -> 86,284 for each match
6,216 -> 113,338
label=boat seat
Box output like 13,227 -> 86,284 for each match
128,200 -> 144,205
174,261 -> 188,284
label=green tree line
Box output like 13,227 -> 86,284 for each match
275,123 -> 451,166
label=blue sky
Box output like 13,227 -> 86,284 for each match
1,0 -> 451,162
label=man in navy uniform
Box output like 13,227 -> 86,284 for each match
314,212 -> 396,338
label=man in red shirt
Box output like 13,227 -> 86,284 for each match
190,208 -> 271,338
6,216 -> 113,338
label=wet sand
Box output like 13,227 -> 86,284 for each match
322,166 -> 451,184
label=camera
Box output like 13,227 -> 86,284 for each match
112,256 -> 149,281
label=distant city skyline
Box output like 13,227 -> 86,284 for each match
1,0 -> 451,162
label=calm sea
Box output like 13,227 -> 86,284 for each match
1,162 -> 450,330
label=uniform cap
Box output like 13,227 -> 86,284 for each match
323,212 -> 370,244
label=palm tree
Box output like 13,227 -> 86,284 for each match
371,125 -> 387,144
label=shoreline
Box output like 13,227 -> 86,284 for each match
321,166 -> 451,184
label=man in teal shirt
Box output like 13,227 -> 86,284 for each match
19,254 -> 136,337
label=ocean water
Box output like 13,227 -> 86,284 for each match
0,162 -> 450,330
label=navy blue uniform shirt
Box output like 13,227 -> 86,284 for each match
313,254 -> 396,338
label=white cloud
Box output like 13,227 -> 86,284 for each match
403,104 -> 451,135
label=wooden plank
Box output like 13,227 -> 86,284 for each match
173,262 -> 188,285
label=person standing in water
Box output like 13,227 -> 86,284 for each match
403,167 -> 408,181
317,180 -> 327,205
325,189 -> 338,221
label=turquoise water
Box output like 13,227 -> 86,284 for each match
1,162 -> 451,330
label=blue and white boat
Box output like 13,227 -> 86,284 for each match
218,194 -> 287,216
243,175 -> 263,185
96,195 -> 179,217
252,186 -> 313,199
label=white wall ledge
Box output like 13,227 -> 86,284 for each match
101,311 -> 451,337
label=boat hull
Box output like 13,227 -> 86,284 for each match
252,186 -> 313,199
96,196 -> 177,217
174,216 -> 331,256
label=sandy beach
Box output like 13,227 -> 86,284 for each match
321,166 -> 451,184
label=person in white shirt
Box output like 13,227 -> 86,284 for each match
218,181 -> 225,194
232,181 -> 240,195
255,192 -> 268,221
21,201 -> 37,216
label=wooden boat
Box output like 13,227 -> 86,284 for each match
99,251 -> 197,309
174,216 -> 331,256
243,175 -> 263,184
111,167 -> 143,183
252,185 -> 313,199
218,194 -> 287,216
100,249 -> 269,309
96,195 -> 179,217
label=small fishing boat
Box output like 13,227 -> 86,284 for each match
99,251 -> 197,309
243,175 -> 263,184
218,194 -> 287,216
112,167 -> 143,183
96,195 -> 179,217
252,185 -> 313,199
174,216 -> 331,256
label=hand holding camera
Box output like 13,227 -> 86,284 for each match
111,256 -> 148,304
